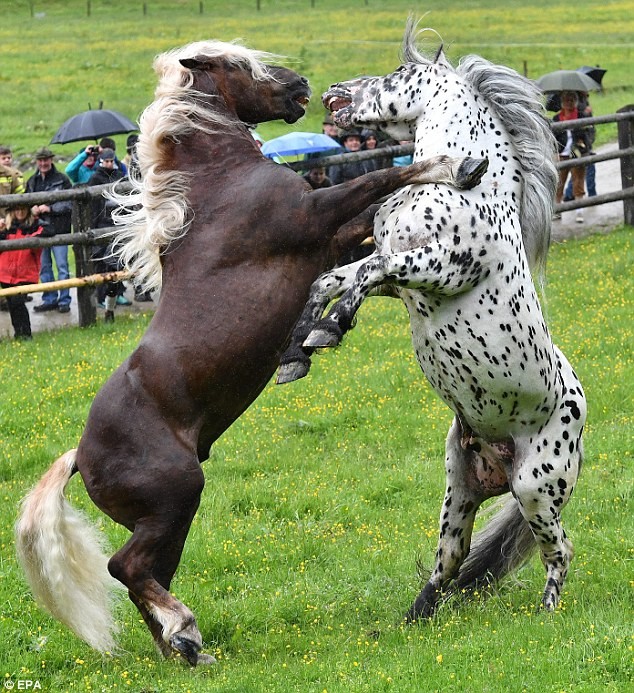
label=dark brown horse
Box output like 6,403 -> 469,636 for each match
15,39 -> 486,665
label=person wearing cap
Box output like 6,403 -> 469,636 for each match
321,112 -> 341,144
328,128 -> 373,185
97,138 -> 128,176
87,149 -> 131,310
0,202 -> 54,339
122,133 -> 140,178
25,147 -> 73,313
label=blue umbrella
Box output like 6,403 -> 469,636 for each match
261,132 -> 342,158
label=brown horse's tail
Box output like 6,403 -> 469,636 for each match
15,450 -> 120,652
453,497 -> 537,592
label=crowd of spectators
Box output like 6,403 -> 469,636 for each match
0,94 -> 599,338
0,135 -> 148,339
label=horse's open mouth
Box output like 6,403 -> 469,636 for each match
295,95 -> 310,110
325,95 -> 352,113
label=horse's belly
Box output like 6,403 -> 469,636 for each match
402,292 -> 559,436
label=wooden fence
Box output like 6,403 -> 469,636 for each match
0,106 -> 632,328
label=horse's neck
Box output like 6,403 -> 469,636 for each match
183,127 -> 262,168
414,80 -> 511,163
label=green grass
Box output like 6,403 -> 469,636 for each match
0,228 -> 632,691
2,0 -> 633,171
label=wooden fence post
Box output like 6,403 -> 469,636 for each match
72,197 -> 97,327
617,105 -> 634,226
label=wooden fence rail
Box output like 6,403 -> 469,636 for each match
0,106 -> 632,328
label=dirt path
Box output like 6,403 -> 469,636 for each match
552,142 -> 626,242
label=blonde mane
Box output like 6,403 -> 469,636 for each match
110,40 -> 280,291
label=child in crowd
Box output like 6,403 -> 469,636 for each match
0,204 -> 52,339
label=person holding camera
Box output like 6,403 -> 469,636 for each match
87,149 -> 130,314
65,145 -> 100,185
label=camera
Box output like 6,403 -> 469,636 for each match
87,146 -> 99,155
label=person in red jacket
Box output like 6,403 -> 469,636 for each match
0,203 -> 52,339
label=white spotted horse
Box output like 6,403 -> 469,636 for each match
278,20 -> 586,620
15,39 -> 488,665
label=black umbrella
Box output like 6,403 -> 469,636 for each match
536,70 -> 601,93
50,108 -> 137,144
577,65 -> 607,88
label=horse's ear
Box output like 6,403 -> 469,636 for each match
180,57 -> 207,71
433,44 -> 450,68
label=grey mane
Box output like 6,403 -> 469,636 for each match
401,18 -> 558,277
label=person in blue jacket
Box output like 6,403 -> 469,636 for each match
65,145 -> 100,184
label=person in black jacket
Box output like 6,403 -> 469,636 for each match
87,149 -> 130,313
328,129 -> 375,184
26,147 -> 73,313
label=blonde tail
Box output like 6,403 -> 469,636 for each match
15,450 -> 120,651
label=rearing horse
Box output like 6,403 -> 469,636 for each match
15,39 -> 487,665
279,21 -> 587,620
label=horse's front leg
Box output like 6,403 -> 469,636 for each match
305,233 -> 492,349
305,156 -> 487,246
277,258 -> 369,384
303,253 -> 391,349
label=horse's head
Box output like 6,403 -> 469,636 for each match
323,19 -> 453,141
324,55 -> 454,142
180,56 -> 311,125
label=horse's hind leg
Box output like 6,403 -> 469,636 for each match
406,419 -> 489,621
512,398 -> 584,611
106,461 -> 213,665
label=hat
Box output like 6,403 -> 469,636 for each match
35,147 -> 55,159
126,134 -> 139,148
340,128 -> 365,143
100,148 -> 116,161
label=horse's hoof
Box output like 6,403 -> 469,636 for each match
104,310 -> 115,324
170,634 -> 203,667
276,361 -> 310,384
456,157 -> 489,190
404,585 -> 440,623
303,327 -> 340,348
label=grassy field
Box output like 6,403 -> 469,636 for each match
0,2 -> 632,690
2,0 -> 634,169
0,228 -> 632,691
